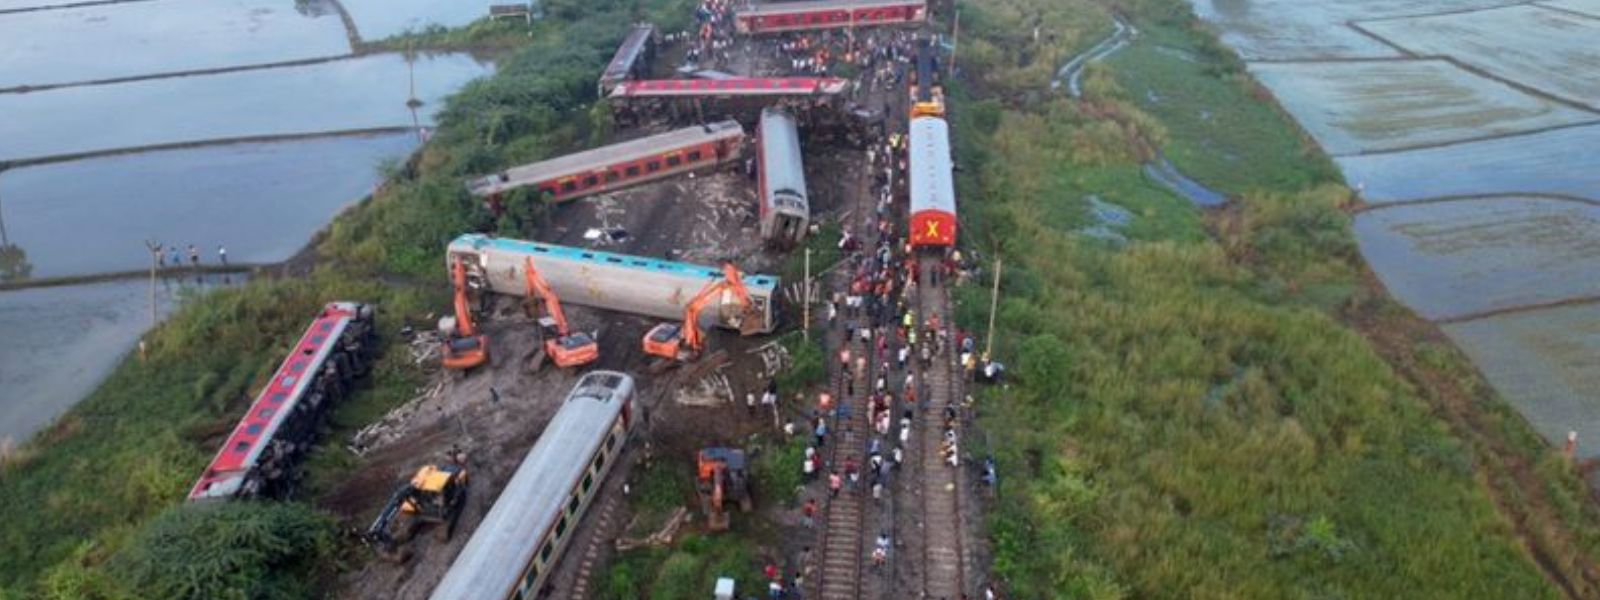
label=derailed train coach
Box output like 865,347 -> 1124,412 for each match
464,120 -> 744,209
734,0 -> 927,34
189,302 -> 377,501
908,115 -> 957,248
429,371 -> 640,600
757,107 -> 809,247
446,234 -> 780,334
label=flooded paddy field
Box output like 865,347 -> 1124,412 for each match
0,0 -> 145,11
1540,0 -> 1600,17
1188,0 -> 1509,60
1356,5 -> 1600,110
340,0 -> 496,41
1192,0 -> 1600,483
0,52 -> 489,163
1250,60 -> 1595,155
1337,124 -> 1600,203
1354,197 -> 1600,320
0,133 -> 416,279
1444,302 -> 1600,459
0,0 -> 351,90
0,278 -> 180,445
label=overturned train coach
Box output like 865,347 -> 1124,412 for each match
734,0 -> 927,34
430,370 -> 640,600
189,302 -> 377,501
757,107 -> 809,247
447,234 -> 780,334
465,120 -> 744,208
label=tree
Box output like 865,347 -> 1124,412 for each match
0,244 -> 31,283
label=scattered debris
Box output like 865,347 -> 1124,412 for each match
614,507 -> 690,551
350,381 -> 447,455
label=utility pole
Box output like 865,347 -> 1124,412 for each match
983,256 -> 1001,360
143,240 -> 161,328
0,189 -> 8,247
949,7 -> 959,79
803,246 -> 812,341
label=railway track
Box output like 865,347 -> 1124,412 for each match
913,256 -> 966,599
817,326 -> 872,600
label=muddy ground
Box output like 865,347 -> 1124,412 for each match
326,124 -> 873,600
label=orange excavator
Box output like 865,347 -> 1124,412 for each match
696,447 -> 751,532
523,257 -> 599,370
642,263 -> 759,362
441,257 -> 489,371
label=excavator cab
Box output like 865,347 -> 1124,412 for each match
643,322 -> 687,361
364,462 -> 470,562
696,447 -> 751,532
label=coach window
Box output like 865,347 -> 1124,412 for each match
626,165 -> 640,177
584,175 -> 598,187
646,161 -> 660,173
605,171 -> 619,183
582,473 -> 594,493
540,540 -> 554,563
561,181 -> 576,193
556,516 -> 569,539
595,452 -> 606,471
568,494 -> 581,515
688,150 -> 702,162
666,154 -> 681,167
522,567 -> 539,592
606,432 -> 618,451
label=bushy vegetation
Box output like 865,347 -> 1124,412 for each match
0,0 -> 680,596
37,502 -> 338,600
599,534 -> 761,600
952,0 -> 1592,597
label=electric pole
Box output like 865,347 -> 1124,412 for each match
949,7 -> 959,79
983,256 -> 1001,360
803,246 -> 812,341
144,240 -> 162,329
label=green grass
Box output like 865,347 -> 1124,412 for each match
598,534 -> 763,600
953,0 -> 1583,598
1103,24 -> 1340,195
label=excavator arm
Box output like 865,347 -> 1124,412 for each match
683,264 -> 756,353
523,257 -> 571,335
452,258 -> 477,337
524,257 -> 599,369
441,257 -> 489,371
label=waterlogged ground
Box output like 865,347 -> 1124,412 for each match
1445,303 -> 1600,458
1337,125 -> 1600,203
0,0 -> 351,89
340,0 -> 497,41
0,0 -> 495,444
1250,60 -> 1594,155
1356,5 -> 1600,111
1189,0 -> 1511,60
1540,0 -> 1600,17
1192,0 -> 1600,455
0,52 -> 489,162
0,133 -> 417,278
1354,198 -> 1600,320
0,279 -> 180,444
